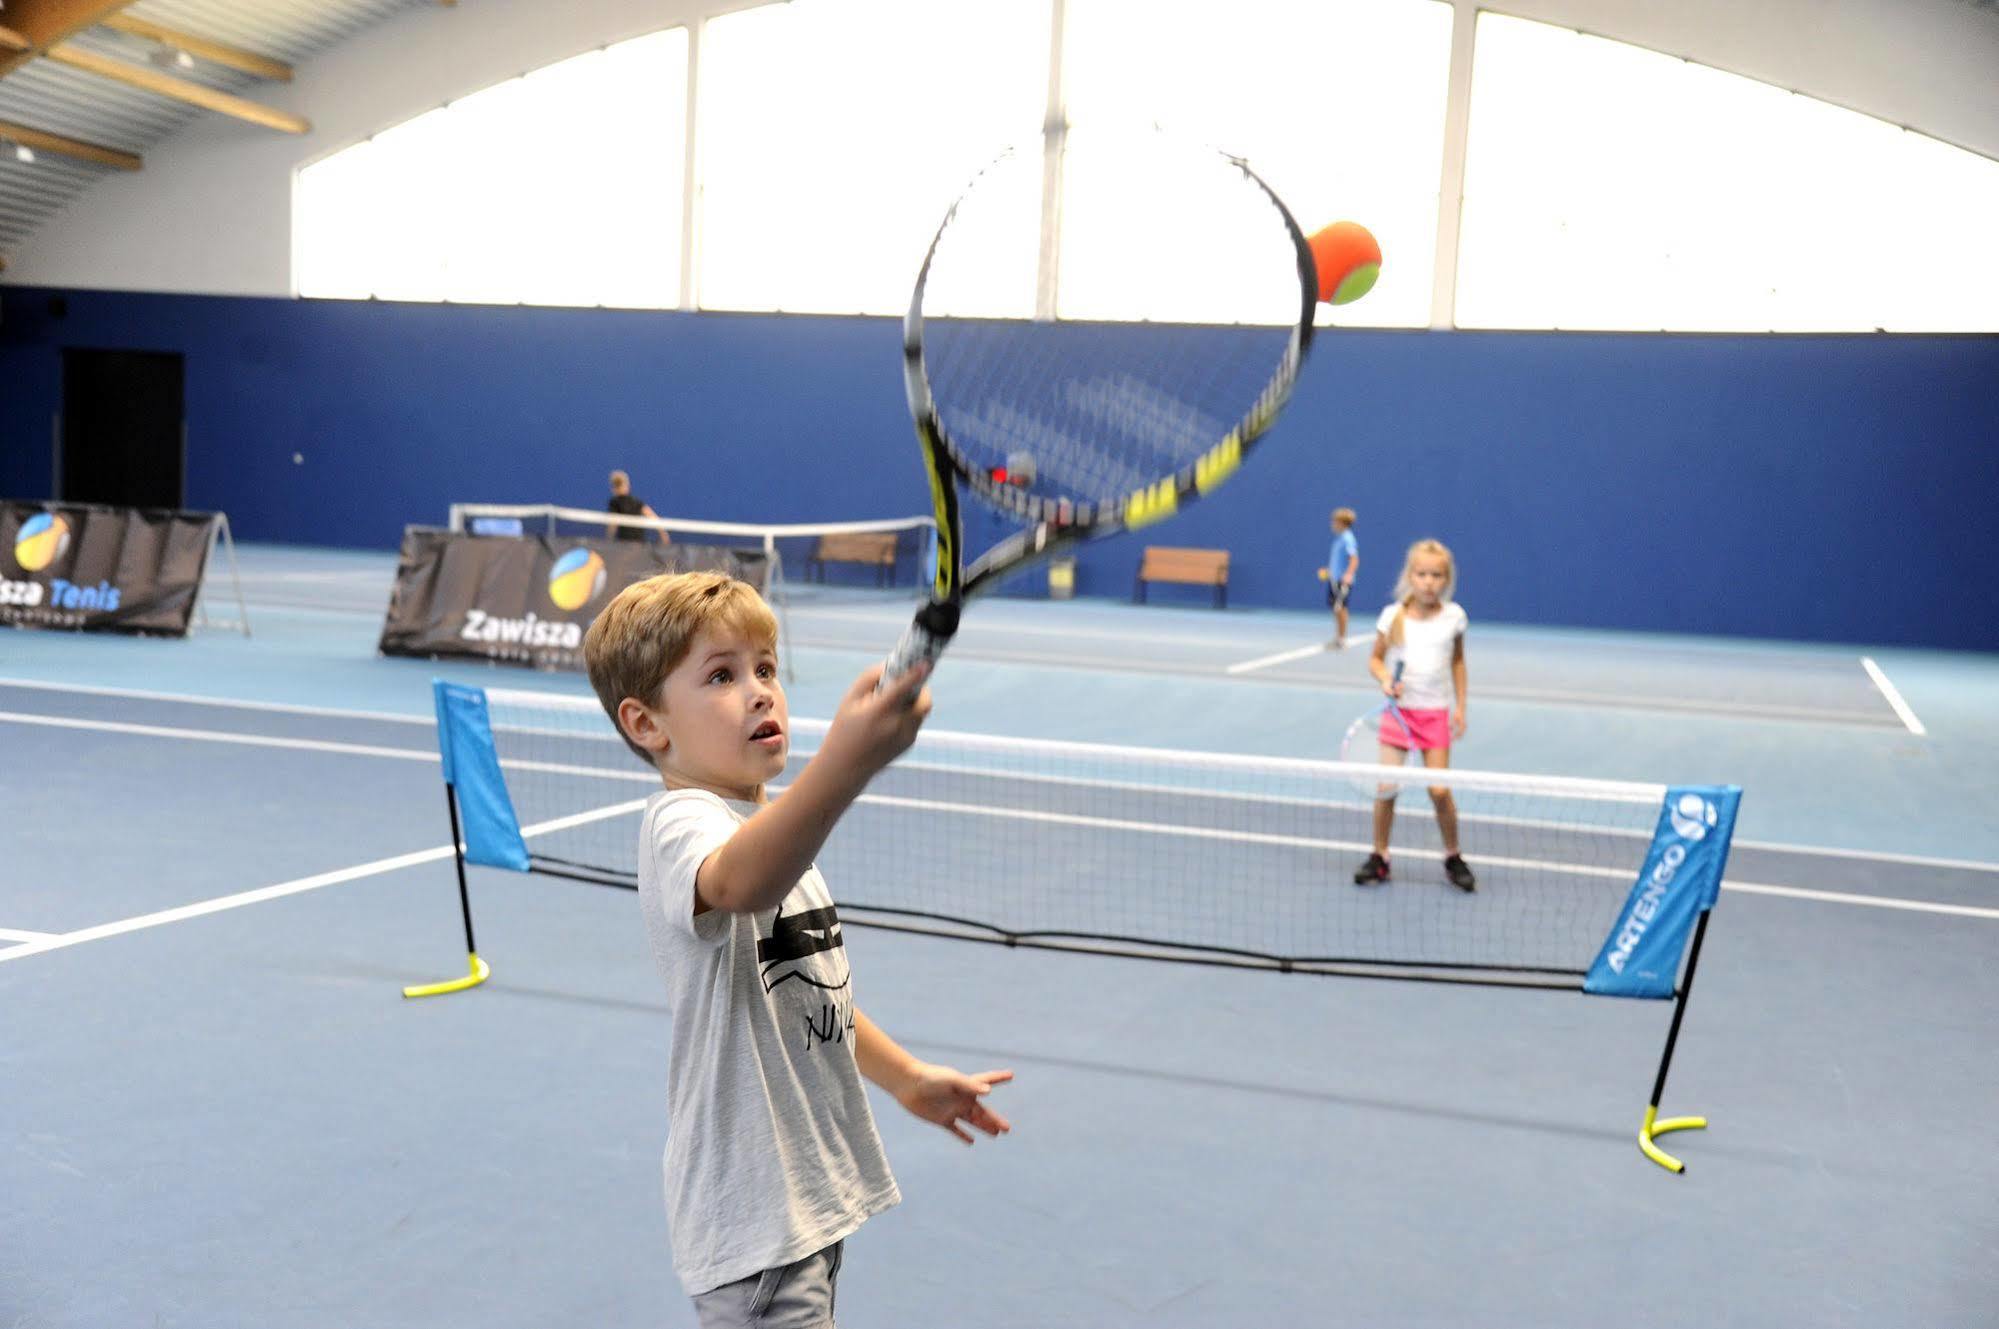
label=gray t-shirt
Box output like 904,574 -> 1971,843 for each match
637,788 -> 900,1296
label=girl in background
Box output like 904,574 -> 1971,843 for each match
1353,539 -> 1474,891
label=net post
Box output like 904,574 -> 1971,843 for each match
402,783 -> 491,999
765,531 -> 796,684
191,512 -> 250,637
1637,908 -> 1712,1173
216,513 -> 251,638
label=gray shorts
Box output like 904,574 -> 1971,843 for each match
692,1241 -> 844,1329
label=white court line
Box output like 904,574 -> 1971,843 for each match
1731,837 -> 1997,875
0,676 -> 434,726
0,711 -> 438,763
1721,880 -> 1998,920
807,639 -> 1902,725
0,845 -> 458,965
1225,642 -> 1328,675
1860,657 -> 1927,736
0,806 -> 638,967
1,927 -> 58,943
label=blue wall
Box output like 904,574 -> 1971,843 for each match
3,286 -> 1994,649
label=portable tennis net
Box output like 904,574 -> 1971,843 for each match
410,682 -> 1741,1171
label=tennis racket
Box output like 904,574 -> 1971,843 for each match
1340,662 -> 1409,800
882,130 -> 1317,682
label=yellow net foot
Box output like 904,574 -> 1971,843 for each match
1638,1104 -> 1707,1173
402,953 -> 490,999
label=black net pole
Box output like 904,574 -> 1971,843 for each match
445,783 -> 479,958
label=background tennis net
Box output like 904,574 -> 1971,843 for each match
478,687 -> 1676,988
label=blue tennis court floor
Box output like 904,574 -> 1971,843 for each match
2,543 -> 1994,1327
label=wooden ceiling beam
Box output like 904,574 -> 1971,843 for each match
45,44 -> 310,133
99,14 -> 293,82
0,117 -> 142,169
0,0 -> 135,77
2,0 -> 134,44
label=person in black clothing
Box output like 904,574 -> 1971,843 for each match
607,470 -> 665,543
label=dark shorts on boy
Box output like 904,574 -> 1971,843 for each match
693,1242 -> 843,1329
1326,580 -> 1352,609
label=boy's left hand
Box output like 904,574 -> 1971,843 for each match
1451,707 -> 1468,738
897,1063 -> 1013,1144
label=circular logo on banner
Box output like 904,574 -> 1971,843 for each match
1669,792 -> 1717,842
547,548 -> 607,611
14,513 -> 71,572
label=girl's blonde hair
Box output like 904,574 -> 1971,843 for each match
1387,538 -> 1456,646
582,571 -> 779,764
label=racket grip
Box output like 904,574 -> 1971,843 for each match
880,601 -> 961,689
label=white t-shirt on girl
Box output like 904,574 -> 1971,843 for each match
1375,601 -> 1468,710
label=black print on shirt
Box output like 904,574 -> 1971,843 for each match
757,902 -> 850,995
803,1000 -> 857,1052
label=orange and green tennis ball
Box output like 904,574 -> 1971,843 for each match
1307,220 -> 1381,305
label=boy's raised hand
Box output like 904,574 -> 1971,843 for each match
820,661 -> 933,785
896,1064 -> 1014,1145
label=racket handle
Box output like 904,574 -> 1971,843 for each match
880,601 -> 961,688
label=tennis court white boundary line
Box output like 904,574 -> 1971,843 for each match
1859,657 -> 1927,735
1225,642 -> 1327,674
0,675 -> 435,725
0,927 -> 58,943
0,801 -> 648,967
1719,881 -> 1996,918
0,711 -> 439,763
0,845 -> 459,965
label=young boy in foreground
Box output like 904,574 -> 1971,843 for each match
582,571 -> 1012,1326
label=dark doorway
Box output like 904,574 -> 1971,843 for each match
60,349 -> 186,509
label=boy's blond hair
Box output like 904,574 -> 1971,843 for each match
1387,538 -> 1456,647
582,572 -> 780,764
1332,507 -> 1355,527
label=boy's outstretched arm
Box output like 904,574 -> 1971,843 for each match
699,664 -> 930,915
853,1008 -> 1013,1146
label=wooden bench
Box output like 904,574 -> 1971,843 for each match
804,531 -> 901,587
1135,546 -> 1230,608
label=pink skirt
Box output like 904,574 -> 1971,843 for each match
1381,706 -> 1451,752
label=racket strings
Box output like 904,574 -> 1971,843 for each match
924,320 -> 1293,508
913,137 -> 1307,512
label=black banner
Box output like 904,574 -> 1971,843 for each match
378,526 -> 772,671
0,500 -> 219,637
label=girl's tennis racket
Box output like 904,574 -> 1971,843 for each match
1340,662 -> 1409,800
881,130 -> 1317,682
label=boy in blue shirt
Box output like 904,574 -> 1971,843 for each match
1322,507 -> 1359,648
